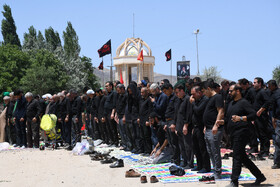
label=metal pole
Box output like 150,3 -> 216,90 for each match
110,53 -> 113,82
195,33 -> 200,75
170,59 -> 172,84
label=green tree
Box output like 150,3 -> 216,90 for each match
45,27 -> 61,51
22,26 -> 37,51
0,44 -> 29,92
63,22 -> 80,58
81,56 -> 100,90
272,65 -> 280,84
37,31 -> 46,49
1,4 -> 21,47
201,66 -> 222,83
20,49 -> 68,95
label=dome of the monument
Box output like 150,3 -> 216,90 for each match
116,38 -> 152,57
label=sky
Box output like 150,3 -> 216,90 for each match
0,0 -> 279,82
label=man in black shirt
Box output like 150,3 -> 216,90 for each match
5,92 -> 16,145
104,81 -> 119,146
138,87 -> 153,154
149,112 -> 172,164
202,81 -> 224,179
174,83 -> 193,168
162,83 -> 181,165
13,89 -> 27,148
57,92 -> 71,146
96,89 -> 108,144
221,84 -> 266,187
115,84 -> 129,150
25,92 -> 41,148
239,78 -> 258,153
267,80 -> 280,169
190,85 -> 211,173
70,89 -> 83,146
253,77 -> 271,156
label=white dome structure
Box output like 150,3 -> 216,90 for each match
114,38 -> 155,86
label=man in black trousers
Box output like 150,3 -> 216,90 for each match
190,85 -> 211,173
253,77 -> 271,156
138,87 -> 153,155
162,83 -> 181,165
13,89 -> 27,148
220,84 -> 266,187
104,81 -> 119,146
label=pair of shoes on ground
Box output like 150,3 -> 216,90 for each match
100,156 -> 118,164
109,159 -> 124,168
90,153 -> 109,161
140,175 -> 159,183
198,175 -> 215,184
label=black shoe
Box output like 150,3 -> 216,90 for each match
100,157 -> 115,164
131,149 -> 137,153
222,153 -> 229,159
109,159 -> 124,168
135,149 -> 143,154
252,174 -> 266,185
256,154 -> 266,161
207,176 -> 215,184
271,164 -> 280,169
199,176 -> 210,183
261,152 -> 269,157
225,181 -> 238,187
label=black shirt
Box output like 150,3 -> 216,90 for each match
153,92 -> 168,121
165,93 -> 180,124
254,88 -> 270,112
269,88 -> 280,119
225,98 -> 256,136
72,96 -> 82,117
242,87 -> 256,105
104,91 -> 117,116
26,99 -> 41,119
175,95 -> 192,133
116,93 -> 127,119
192,95 -> 209,130
139,96 -> 153,125
57,97 -> 71,119
98,95 -> 106,120
203,94 -> 223,129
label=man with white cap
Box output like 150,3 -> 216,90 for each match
86,89 -> 96,139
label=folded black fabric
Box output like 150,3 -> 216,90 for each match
169,165 -> 185,176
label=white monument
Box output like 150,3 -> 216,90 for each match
113,38 -> 155,87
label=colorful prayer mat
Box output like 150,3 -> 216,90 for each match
132,163 -> 256,183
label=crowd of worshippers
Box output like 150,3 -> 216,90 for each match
1,76 -> 280,186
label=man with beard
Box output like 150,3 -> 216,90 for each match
95,89 -> 108,144
190,85 -> 211,173
25,92 -> 41,148
57,92 -> 71,148
253,77 -> 271,157
104,81 -> 119,146
138,87 -> 153,155
13,89 -> 27,148
115,84 -> 129,150
174,83 -> 193,168
201,80 -> 224,179
162,83 -> 181,165
220,84 -> 266,187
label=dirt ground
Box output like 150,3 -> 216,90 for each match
0,148 -> 279,187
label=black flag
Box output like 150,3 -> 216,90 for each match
165,49 -> 171,61
98,40 -> 111,58
98,61 -> 104,70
